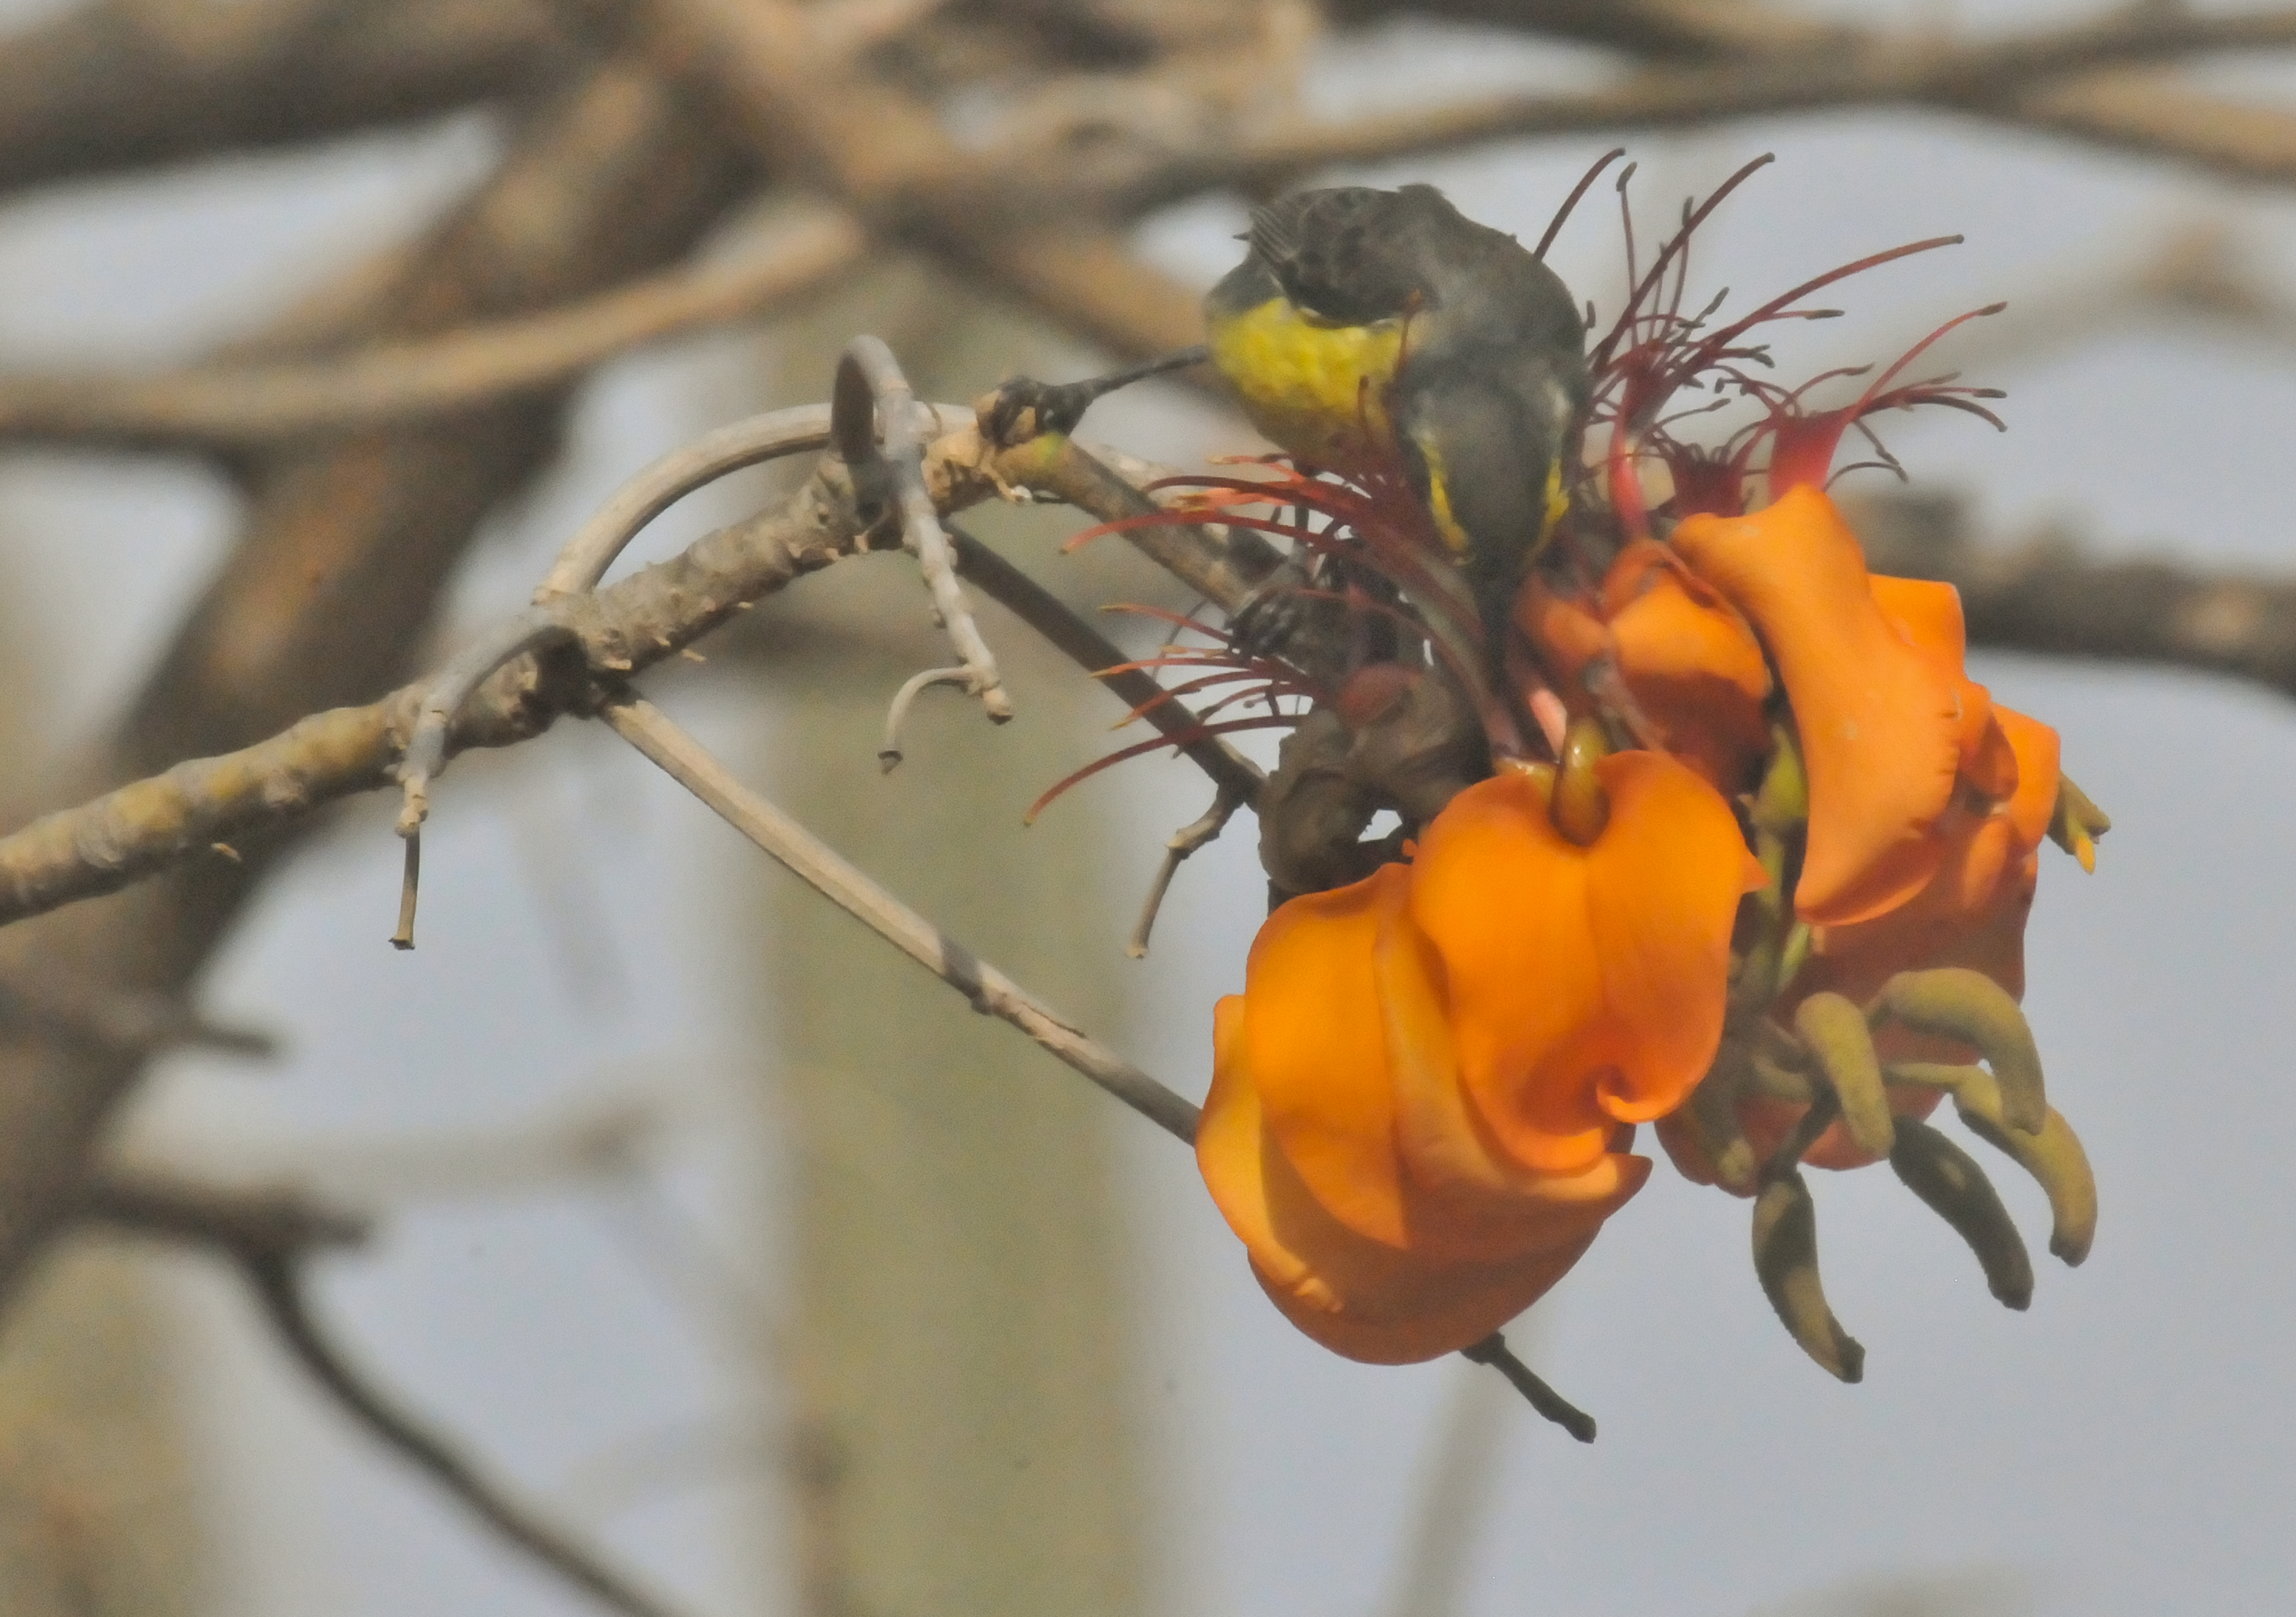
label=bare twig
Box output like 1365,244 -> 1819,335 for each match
241,1262 -> 689,1617
603,692 -> 1204,1143
878,666 -> 976,770
835,336 -> 1015,724
1128,782 -> 1248,959
1458,1332 -> 1597,1442
0,417 -> 1276,933
75,1173 -> 370,1257
945,523 -> 1265,802
79,1173 -> 689,1617
537,403 -> 848,601
0,210 -> 864,449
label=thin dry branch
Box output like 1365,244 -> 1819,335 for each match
0,208 -> 864,450
1093,6 -> 2296,212
79,1173 -> 690,1617
0,424 -> 1262,930
603,692 -> 1204,1142
833,336 -> 1014,726
606,694 -> 1600,1424
945,524 -> 1265,804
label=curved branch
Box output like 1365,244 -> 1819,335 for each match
0,211 -> 863,450
0,425 -> 1266,930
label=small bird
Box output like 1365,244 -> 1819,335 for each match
1201,183 -> 1589,653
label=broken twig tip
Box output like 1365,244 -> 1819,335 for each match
390,832 -> 421,951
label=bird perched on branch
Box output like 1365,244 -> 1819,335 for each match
980,183 -> 1587,666
1202,183 -> 1589,653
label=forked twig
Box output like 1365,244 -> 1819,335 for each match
835,336 -> 1014,749
1130,782 -> 1248,958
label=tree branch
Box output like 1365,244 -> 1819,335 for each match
0,63 -> 752,1309
0,0 -> 573,197
604,693 -> 1204,1142
0,422 -> 1263,931
562,0 -> 1222,369
1092,6 -> 2296,213
1852,491 -> 2296,699
0,207 -> 863,449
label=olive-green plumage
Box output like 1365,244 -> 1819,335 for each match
1203,184 -> 1588,645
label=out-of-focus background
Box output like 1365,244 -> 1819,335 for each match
1,2 -> 2291,1615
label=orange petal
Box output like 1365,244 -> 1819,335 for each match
1867,574 -> 1967,662
1409,755 -> 1762,1177
1240,867 -> 1412,1248
1514,573 -> 1608,687
1871,574 -> 1999,782
1673,488 -> 1965,926
1797,703 -> 2058,1007
1374,901 -> 1646,1263
1248,1226 -> 1603,1366
1581,754 -> 1771,1122
1606,554 -> 1775,792
1199,994 -> 1638,1363
1992,705 -> 2062,851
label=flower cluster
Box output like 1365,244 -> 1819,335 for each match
1199,740 -> 1760,1362
1080,157 -> 2105,1381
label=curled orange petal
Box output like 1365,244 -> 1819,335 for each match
1605,547 -> 1774,791
1797,702 -> 2058,1007
1871,574 -> 1998,781
1673,487 -> 1965,926
1199,990 -> 1642,1364
1375,899 -> 1647,1263
1240,867 -> 1412,1248
1409,755 -> 1763,1177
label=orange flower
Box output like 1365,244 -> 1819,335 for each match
1671,486 -> 1969,928
1515,545 -> 1773,792
1198,751 -> 1762,1362
1795,703 -> 2058,1010
1697,701 -> 2061,1178
1411,759 -> 1765,1174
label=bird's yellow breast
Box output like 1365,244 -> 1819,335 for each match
1207,297 -> 1404,469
